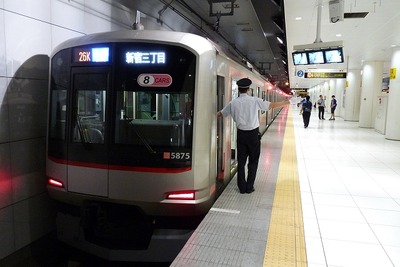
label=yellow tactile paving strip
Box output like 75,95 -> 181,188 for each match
263,108 -> 307,267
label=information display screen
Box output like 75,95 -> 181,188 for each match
292,52 -> 308,65
73,47 -> 110,63
292,47 -> 344,65
325,48 -> 344,63
308,51 -> 324,64
125,51 -> 166,64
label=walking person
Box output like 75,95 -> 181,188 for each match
317,95 -> 326,120
300,95 -> 312,128
329,95 -> 337,120
217,78 -> 289,194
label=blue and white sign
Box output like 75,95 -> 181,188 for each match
297,70 -> 304,77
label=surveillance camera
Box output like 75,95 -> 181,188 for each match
330,17 -> 340,23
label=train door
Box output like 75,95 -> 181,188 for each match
216,76 -> 225,181
230,78 -> 238,163
260,90 -> 267,129
67,67 -> 110,197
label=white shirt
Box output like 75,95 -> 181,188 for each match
317,98 -> 325,107
220,93 -> 271,130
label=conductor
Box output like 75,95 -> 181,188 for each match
217,78 -> 289,194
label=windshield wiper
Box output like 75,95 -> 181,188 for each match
129,121 -> 156,154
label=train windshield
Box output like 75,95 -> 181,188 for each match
115,91 -> 193,148
114,42 -> 196,154
48,42 -> 196,169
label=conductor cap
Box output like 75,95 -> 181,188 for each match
237,78 -> 252,88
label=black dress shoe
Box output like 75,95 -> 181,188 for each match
246,188 -> 255,194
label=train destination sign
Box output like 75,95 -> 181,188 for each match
137,74 -> 172,87
73,47 -> 110,63
125,51 -> 166,64
304,72 -> 347,79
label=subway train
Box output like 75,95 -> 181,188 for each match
46,29 -> 287,261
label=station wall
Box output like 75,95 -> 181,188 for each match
0,0 -> 155,260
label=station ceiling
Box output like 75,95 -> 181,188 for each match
116,0 -> 290,93
285,0 -> 400,92
116,0 -> 400,94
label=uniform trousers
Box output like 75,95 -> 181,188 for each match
237,128 -> 260,193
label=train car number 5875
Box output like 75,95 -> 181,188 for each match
164,152 -> 191,160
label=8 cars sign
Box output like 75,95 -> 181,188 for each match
138,74 -> 172,87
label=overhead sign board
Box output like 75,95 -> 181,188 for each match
304,72 -> 347,79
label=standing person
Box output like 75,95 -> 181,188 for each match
217,78 -> 289,194
317,95 -> 326,120
329,95 -> 337,120
300,95 -> 312,128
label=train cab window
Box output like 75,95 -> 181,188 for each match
49,49 -> 70,141
49,89 -> 67,140
115,90 -> 193,148
72,73 -> 107,144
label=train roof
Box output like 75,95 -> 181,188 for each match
51,30 -> 216,57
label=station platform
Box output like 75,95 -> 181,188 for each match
171,104 -> 400,267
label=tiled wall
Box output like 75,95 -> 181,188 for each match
0,0 -> 144,260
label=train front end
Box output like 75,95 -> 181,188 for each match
46,30 -> 217,259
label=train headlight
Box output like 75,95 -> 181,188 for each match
166,191 -> 195,200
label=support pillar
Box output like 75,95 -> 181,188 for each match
359,61 -> 383,128
344,69 -> 362,121
336,78 -> 345,118
386,48 -> 400,140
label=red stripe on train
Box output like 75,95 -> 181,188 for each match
48,157 -> 192,173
